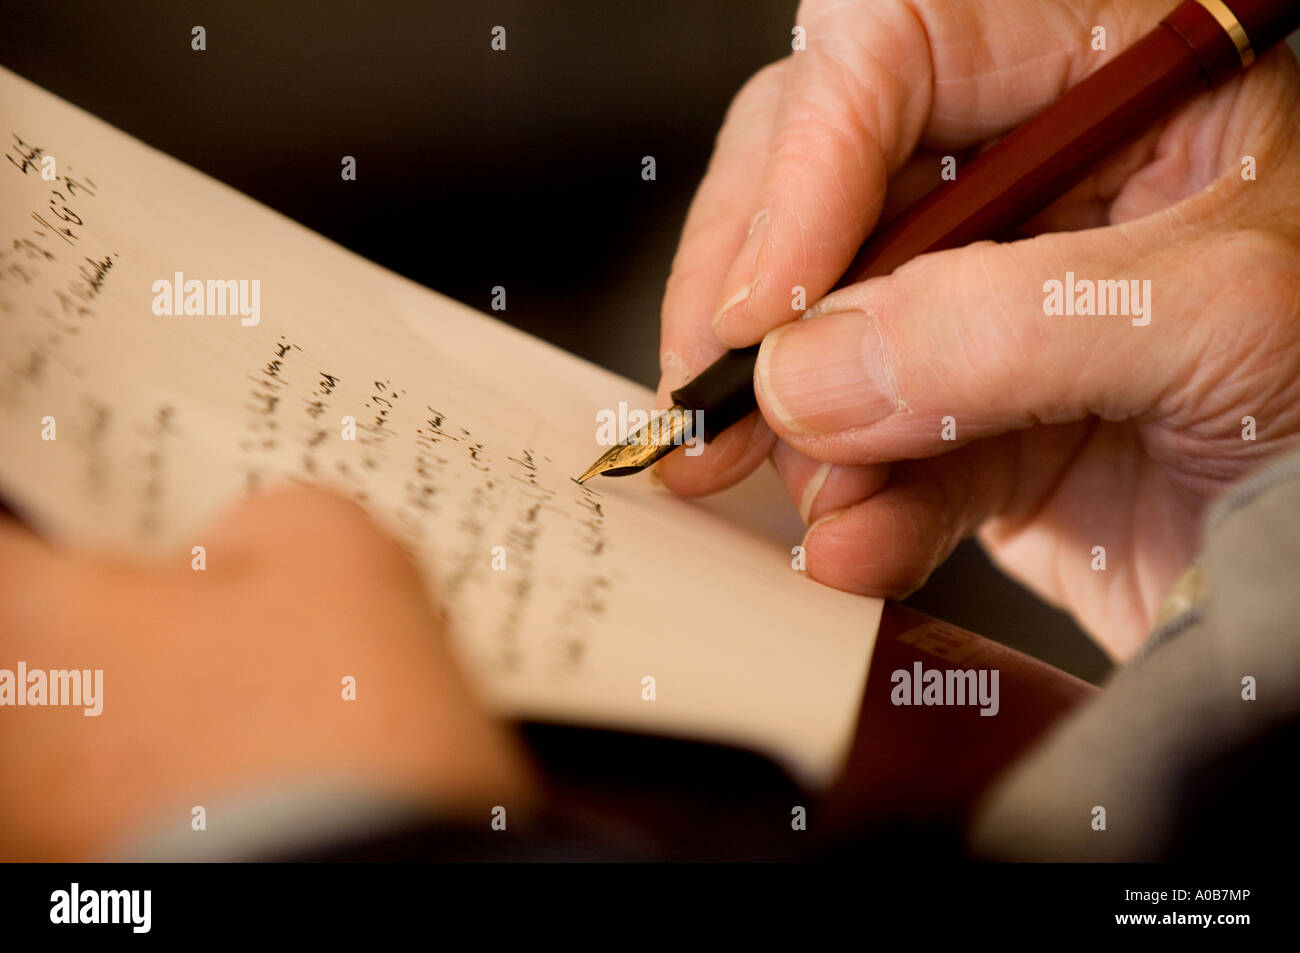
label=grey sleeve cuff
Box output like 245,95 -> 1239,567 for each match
969,447 -> 1300,861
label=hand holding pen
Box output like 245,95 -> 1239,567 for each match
634,0 -> 1300,660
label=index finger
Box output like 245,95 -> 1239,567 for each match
654,60 -> 789,495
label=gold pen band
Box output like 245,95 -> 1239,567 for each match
1194,0 -> 1255,68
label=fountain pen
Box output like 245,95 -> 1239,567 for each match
577,0 -> 1298,484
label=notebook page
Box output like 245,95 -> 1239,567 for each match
0,66 -> 882,786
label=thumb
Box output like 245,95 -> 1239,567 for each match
752,200 -> 1236,464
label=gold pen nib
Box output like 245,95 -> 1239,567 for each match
575,403 -> 693,483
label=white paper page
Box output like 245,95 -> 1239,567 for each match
0,66 -> 882,786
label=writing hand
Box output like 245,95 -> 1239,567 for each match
656,0 -> 1300,658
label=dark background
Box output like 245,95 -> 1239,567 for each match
0,0 -> 1112,682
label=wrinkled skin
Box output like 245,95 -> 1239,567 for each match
655,0 -> 1300,660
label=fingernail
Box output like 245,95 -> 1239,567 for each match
711,210 -> 768,331
803,508 -> 844,549
659,350 -> 688,386
798,462 -> 832,524
755,310 -> 897,434
656,350 -> 689,405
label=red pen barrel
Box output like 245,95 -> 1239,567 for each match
840,0 -> 1300,286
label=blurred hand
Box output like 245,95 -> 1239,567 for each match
0,487 -> 535,860
656,0 -> 1300,659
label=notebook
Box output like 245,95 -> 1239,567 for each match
0,65 -> 882,787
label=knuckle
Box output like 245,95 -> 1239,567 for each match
716,59 -> 788,143
736,58 -> 789,110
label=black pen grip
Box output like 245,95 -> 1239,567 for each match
669,344 -> 760,443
